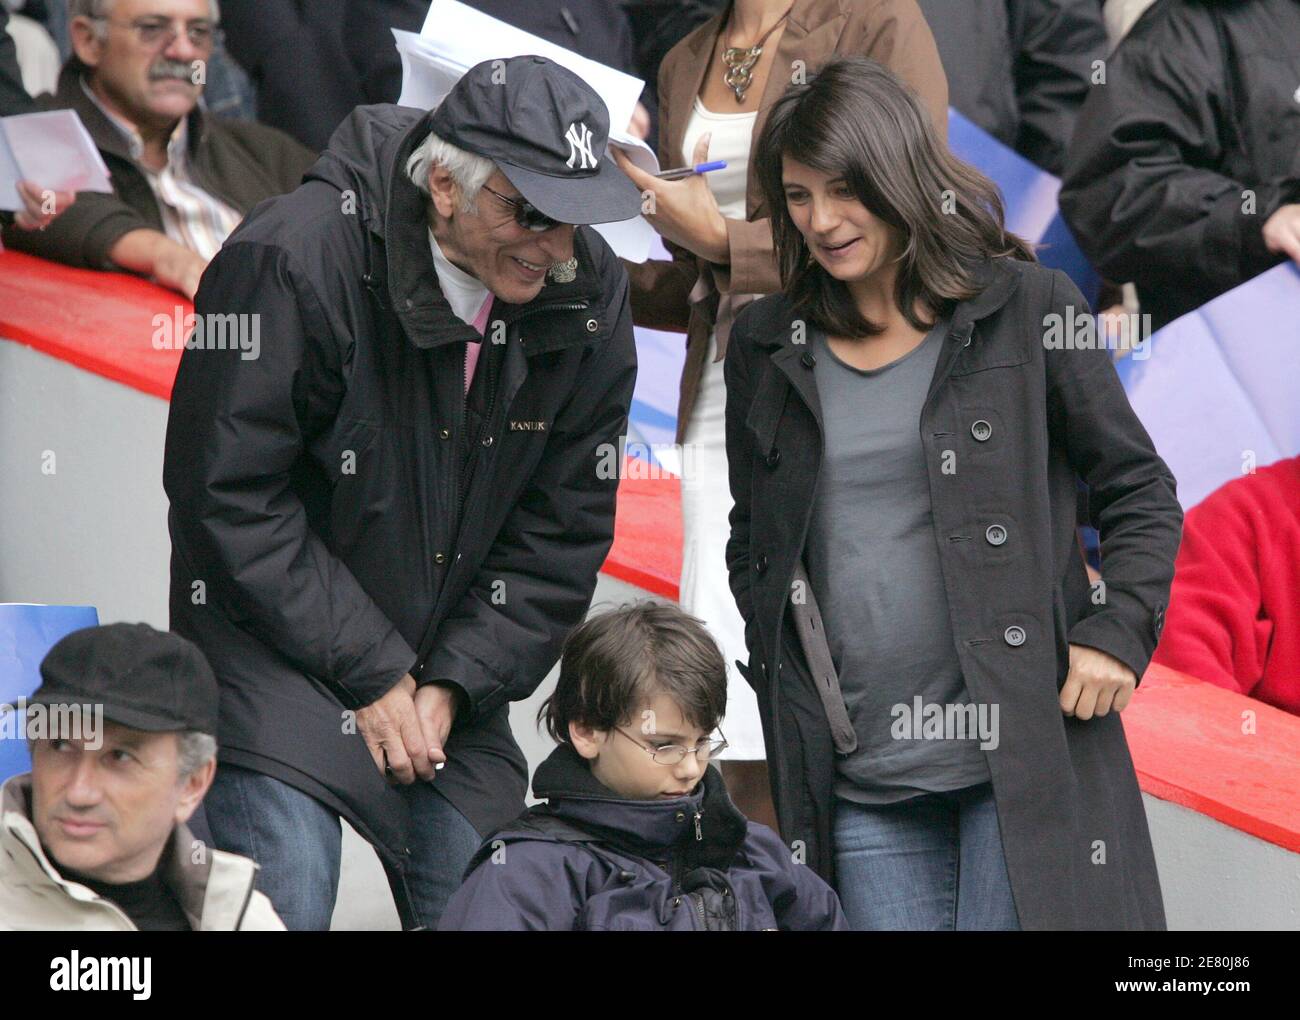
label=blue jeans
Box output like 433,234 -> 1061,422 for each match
833,782 -> 1020,930
204,764 -> 481,931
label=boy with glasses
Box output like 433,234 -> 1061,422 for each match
439,602 -> 846,930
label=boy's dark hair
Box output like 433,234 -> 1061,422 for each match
538,601 -> 727,746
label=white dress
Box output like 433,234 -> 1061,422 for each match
678,97 -> 765,760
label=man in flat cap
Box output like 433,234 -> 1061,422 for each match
163,55 -> 642,929
0,623 -> 284,930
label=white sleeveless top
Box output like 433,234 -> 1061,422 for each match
680,96 -> 758,220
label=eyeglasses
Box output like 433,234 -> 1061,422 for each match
613,727 -> 729,765
90,15 -> 219,51
480,182 -> 564,233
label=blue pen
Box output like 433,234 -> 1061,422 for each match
654,160 -> 728,180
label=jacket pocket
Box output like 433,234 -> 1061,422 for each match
948,326 -> 1030,376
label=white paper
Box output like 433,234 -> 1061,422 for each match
0,110 -> 113,212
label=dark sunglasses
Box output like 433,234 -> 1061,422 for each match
480,183 -> 564,232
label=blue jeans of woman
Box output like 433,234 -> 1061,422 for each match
833,781 -> 1020,930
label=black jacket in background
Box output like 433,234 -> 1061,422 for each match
220,0 -> 366,151
918,0 -> 1106,174
1060,0 -> 1300,330
162,103 -> 637,875
0,6 -> 35,116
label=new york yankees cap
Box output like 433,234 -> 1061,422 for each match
428,55 -> 642,226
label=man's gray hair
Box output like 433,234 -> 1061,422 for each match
406,130 -> 495,215
71,0 -> 223,38
177,731 -> 217,779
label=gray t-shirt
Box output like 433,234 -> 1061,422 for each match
806,320 -> 993,804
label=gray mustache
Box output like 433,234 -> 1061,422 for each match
149,61 -> 196,81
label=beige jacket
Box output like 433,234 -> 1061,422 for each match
0,774 -> 284,931
624,0 -> 949,444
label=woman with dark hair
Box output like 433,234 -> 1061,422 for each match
725,55 -> 1182,930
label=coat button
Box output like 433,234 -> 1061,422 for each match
755,554 -> 768,575
1003,625 -> 1026,647
766,447 -> 781,468
675,812 -> 685,822
985,524 -> 1007,546
585,318 -> 599,332
439,427 -> 450,440
800,352 -> 816,368
434,552 -> 446,564
482,435 -> 494,447
971,419 -> 992,442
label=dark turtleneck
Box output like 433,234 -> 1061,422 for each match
59,842 -> 192,932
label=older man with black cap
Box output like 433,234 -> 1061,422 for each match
162,55 -> 642,930
0,623 -> 284,930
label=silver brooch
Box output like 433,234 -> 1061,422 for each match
547,257 -> 578,284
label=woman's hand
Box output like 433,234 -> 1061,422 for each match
1060,644 -> 1138,719
612,133 -> 730,263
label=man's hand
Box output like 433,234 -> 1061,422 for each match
1262,203 -> 1300,264
1060,644 -> 1137,720
612,133 -> 729,263
413,683 -> 460,776
13,181 -> 76,231
152,239 -> 208,300
108,229 -> 208,299
356,673 -> 436,784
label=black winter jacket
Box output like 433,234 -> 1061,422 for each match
917,0 -> 1107,174
163,104 -> 637,876
1059,0 -> 1300,329
439,742 -> 847,930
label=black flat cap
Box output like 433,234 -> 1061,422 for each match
31,623 -> 219,734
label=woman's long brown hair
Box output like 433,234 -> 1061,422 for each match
753,56 -> 1035,338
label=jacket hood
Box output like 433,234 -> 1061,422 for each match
304,103 -> 608,352
529,742 -> 750,871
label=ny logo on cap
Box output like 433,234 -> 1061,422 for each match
565,122 -> 598,170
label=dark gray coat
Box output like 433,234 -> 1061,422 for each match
724,257 -> 1182,930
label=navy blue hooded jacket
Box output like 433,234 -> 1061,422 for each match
439,743 -> 847,931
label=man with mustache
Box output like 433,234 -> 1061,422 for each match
0,623 -> 284,930
1,0 -> 314,298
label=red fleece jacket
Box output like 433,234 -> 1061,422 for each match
1152,457 -> 1300,715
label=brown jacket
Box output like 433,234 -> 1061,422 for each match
624,0 -> 948,444
1,58 -> 316,272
